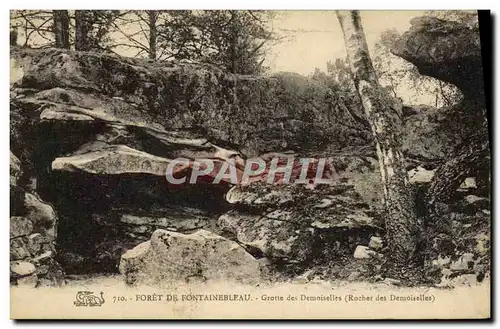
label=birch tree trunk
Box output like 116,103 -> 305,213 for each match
336,11 -> 420,264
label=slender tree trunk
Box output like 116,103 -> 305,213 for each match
229,10 -> 238,73
53,10 -> 70,49
10,29 -> 18,46
75,10 -> 93,51
147,11 -> 157,60
336,11 -> 420,264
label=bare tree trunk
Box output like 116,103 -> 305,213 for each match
147,11 -> 157,60
229,10 -> 238,74
336,11 -> 420,264
10,29 -> 18,46
75,10 -> 93,51
53,10 -> 70,49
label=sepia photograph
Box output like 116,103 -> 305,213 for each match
8,8 -> 491,319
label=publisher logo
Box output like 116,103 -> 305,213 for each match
73,291 -> 105,307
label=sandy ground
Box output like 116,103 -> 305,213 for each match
10,274 -> 491,319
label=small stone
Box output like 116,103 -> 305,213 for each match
368,236 -> 383,250
27,233 -> 44,254
450,274 -> 477,287
24,192 -> 57,228
441,268 -> 452,278
130,225 -> 150,234
294,270 -> 314,284
11,261 -> 36,277
450,253 -> 475,271
346,214 -> 375,226
120,215 -> 151,225
460,177 -> 477,189
475,234 -> 490,255
314,198 -> 334,209
10,152 -> 21,185
464,195 -> 488,205
347,271 -> 361,281
309,277 -> 328,285
408,166 -> 436,183
354,245 -> 377,259
382,278 -> 401,286
33,251 -> 52,263
36,264 -> 49,275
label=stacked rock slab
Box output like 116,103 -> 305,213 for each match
218,182 -> 383,265
10,152 -> 64,287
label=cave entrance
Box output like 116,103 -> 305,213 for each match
40,170 -> 231,275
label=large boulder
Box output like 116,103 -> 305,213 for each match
218,182 -> 382,264
392,14 -> 490,201
119,229 -> 260,285
392,15 -> 488,160
391,15 -> 484,100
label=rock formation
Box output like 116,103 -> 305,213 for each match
10,152 -> 64,287
392,14 -> 490,285
9,14 -> 490,288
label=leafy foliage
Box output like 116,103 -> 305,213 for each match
11,10 -> 278,75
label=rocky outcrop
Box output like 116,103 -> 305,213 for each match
430,188 -> 490,287
119,229 -> 260,285
218,182 -> 383,265
393,15 -> 489,168
9,47 -> 378,278
403,106 -> 458,165
392,15 -> 484,100
392,15 -> 490,286
393,14 -> 490,203
10,40 -> 487,286
11,48 -> 359,159
52,145 -> 172,176
10,154 -> 64,287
